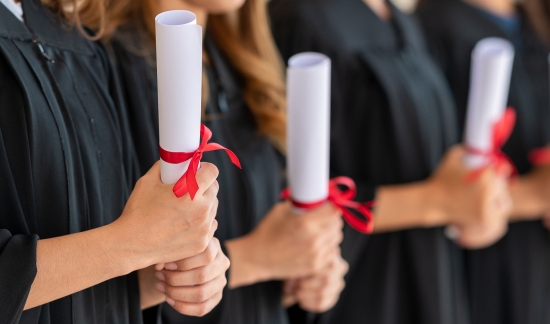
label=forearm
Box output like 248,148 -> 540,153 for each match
373,181 -> 446,233
26,223 -> 144,310
224,236 -> 271,289
509,175 -> 548,222
138,265 -> 166,310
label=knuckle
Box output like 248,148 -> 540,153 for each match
174,303 -> 187,314
196,269 -> 209,284
223,255 -> 231,270
195,288 -> 208,302
314,298 -> 326,313
221,276 -> 228,288
196,304 -> 209,317
201,163 -> 220,180
205,244 -> 217,264
163,273 -> 175,286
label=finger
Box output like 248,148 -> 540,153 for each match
297,278 -> 344,313
543,215 -> 550,231
206,198 -> 219,226
284,279 -> 299,295
282,292 -> 298,308
318,231 -> 344,259
163,242 -> 229,286
303,203 -> 342,226
457,222 -> 508,249
296,276 -> 345,302
320,215 -> 345,234
165,237 -> 221,271
167,291 -> 223,317
162,273 -> 227,303
298,258 -> 346,291
194,163 -> 219,197
203,180 -> 220,200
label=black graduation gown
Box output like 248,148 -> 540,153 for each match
0,0 -> 142,323
269,1 -> 469,324
109,29 -> 288,324
417,2 -> 550,324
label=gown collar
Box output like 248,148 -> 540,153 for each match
0,0 -> 92,55
317,0 -> 418,52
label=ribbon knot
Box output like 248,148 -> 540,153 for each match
281,177 -> 375,234
466,107 -> 517,181
160,124 -> 242,199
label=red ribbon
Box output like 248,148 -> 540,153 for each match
159,124 -> 242,200
465,107 -> 518,181
281,177 -> 375,234
529,147 -> 550,166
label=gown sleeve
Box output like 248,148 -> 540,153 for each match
0,52 -> 39,324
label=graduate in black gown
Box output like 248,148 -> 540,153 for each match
103,0 -> 348,323
0,0 -> 226,322
270,0 -> 515,323
417,1 -> 550,323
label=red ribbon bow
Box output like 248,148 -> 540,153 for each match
529,147 -> 550,166
159,124 -> 242,199
466,107 -> 518,181
281,177 -> 375,234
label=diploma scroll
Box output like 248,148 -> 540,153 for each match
285,52 -> 374,233
156,10 -> 202,184
287,52 -> 332,207
464,38 -> 515,169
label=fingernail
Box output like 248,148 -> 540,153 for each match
156,282 -> 165,293
155,272 -> 165,281
165,263 -> 178,270
166,297 -> 176,306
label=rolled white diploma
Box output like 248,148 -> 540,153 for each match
287,53 -> 331,208
156,10 -> 202,184
464,38 -> 515,169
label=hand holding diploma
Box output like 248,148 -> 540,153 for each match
146,10 -> 239,315
446,38 -> 516,248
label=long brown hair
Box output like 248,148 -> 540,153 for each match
40,0 -> 108,40
524,0 -> 550,45
50,0 -> 287,152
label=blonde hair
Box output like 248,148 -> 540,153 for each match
45,0 -> 287,152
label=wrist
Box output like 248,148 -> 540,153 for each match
419,179 -> 449,227
510,175 -> 548,220
101,221 -> 151,277
374,180 -> 447,232
225,234 -> 271,289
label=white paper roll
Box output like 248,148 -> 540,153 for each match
287,53 -> 331,204
156,11 -> 203,184
464,38 -> 515,168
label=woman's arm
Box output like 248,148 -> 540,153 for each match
27,224 -> 141,310
372,146 -> 512,247
509,164 -> 550,221
24,162 -> 220,310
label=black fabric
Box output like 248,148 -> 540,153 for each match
109,28 -> 288,324
269,1 -> 468,323
417,2 -> 550,324
0,0 -> 142,323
